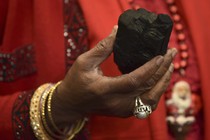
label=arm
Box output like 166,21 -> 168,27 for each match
51,26 -> 177,128
0,26 -> 177,140
0,91 -> 36,139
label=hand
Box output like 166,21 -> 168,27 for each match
51,26 -> 177,127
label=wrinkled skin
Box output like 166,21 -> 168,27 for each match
51,26 -> 177,127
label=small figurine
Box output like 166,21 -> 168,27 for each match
166,81 -> 195,139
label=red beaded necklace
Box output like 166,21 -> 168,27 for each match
127,0 -> 189,77
165,0 -> 188,76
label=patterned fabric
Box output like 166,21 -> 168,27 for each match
12,90 -> 89,140
12,91 -> 36,140
0,44 -> 36,82
63,0 -> 89,71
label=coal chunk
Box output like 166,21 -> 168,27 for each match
113,8 -> 173,74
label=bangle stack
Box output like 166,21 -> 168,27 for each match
30,82 -> 86,140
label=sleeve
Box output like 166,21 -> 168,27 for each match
0,90 -> 89,140
0,91 -> 36,140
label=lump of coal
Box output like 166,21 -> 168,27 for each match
113,8 -> 173,74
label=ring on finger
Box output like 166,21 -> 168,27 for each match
133,96 -> 152,119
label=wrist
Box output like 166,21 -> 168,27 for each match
51,83 -> 84,128
30,82 -> 87,140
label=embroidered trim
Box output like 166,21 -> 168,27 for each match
12,91 -> 36,140
0,44 -> 36,82
63,0 -> 89,70
12,89 -> 88,140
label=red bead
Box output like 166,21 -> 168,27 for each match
174,62 -> 180,69
181,51 -> 189,59
177,33 -> 185,41
173,14 -> 181,22
180,43 -> 188,51
180,60 -> 187,68
169,5 -> 178,13
175,23 -> 183,31
166,0 -> 174,5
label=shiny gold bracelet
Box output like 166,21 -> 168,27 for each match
73,118 -> 87,134
47,81 -> 87,140
31,82 -> 87,140
40,83 -> 67,139
30,83 -> 52,140
67,118 -> 87,140
46,81 -> 66,135
40,81 -> 70,139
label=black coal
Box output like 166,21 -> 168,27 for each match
113,8 -> 173,73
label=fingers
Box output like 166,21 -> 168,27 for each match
141,48 -> 177,91
111,62 -> 174,117
92,62 -> 174,118
141,63 -> 174,110
96,55 -> 164,94
81,26 -> 118,69
98,48 -> 176,94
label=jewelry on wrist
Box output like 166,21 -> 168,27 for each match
44,81 -> 71,139
30,82 -> 87,140
30,83 -> 52,140
40,82 -> 66,139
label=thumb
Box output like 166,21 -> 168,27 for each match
83,26 -> 118,68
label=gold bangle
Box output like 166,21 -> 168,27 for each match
47,81 -> 84,139
40,84 -> 65,139
41,82 -> 68,139
30,83 -> 52,140
47,81 -> 87,140
67,118 -> 87,140
31,82 -> 87,140
73,118 -> 87,134
47,81 -> 66,135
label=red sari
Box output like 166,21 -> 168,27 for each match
0,0 -> 210,139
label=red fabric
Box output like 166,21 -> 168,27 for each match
1,0 -> 210,139
0,0 -> 66,94
0,92 -> 18,139
0,0 -> 66,138
0,0 -> 9,45
176,1 -> 210,140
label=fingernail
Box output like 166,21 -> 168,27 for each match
169,63 -> 174,72
171,48 -> 178,58
156,56 -> 164,66
111,25 -> 118,34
